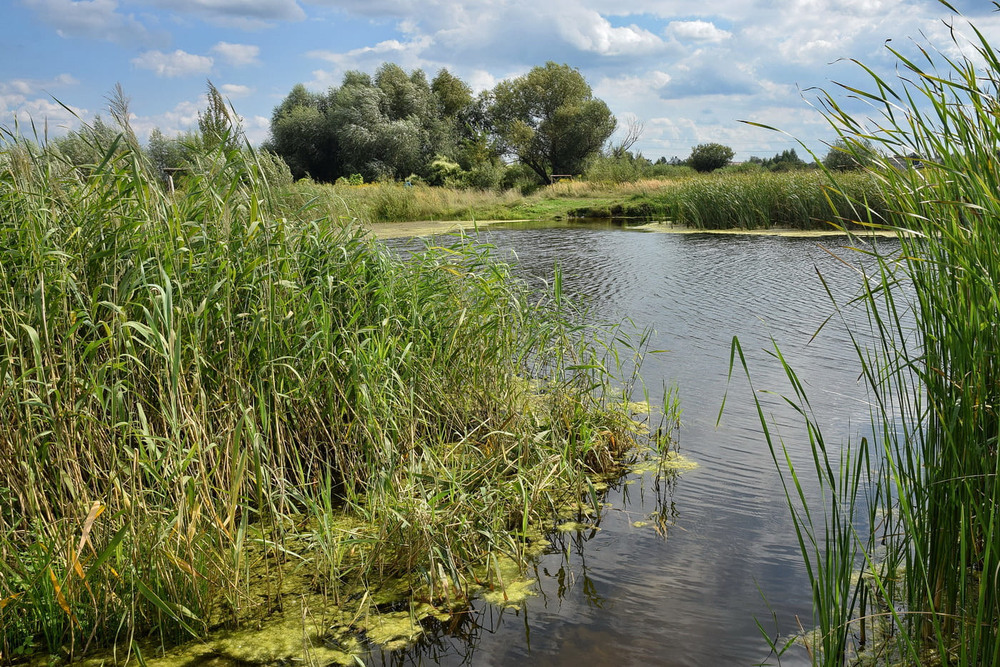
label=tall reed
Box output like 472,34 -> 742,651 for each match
0,117 -> 658,660
653,170 -> 888,230
738,5 -> 1000,664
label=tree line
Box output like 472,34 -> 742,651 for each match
38,70 -> 870,193
264,61 -> 617,188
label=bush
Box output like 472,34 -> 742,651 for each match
687,143 -> 734,172
584,153 -> 644,183
822,139 -> 871,171
425,155 -> 462,186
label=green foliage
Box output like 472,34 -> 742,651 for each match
431,68 -> 473,117
267,62 -> 613,189
425,155 -> 462,186
48,115 -> 121,171
751,148 -> 809,172
648,170 -> 885,229
146,127 -> 198,186
489,62 -> 616,184
745,7 -> 1000,665
0,122 -> 663,659
822,139 -> 871,171
687,142 -> 734,172
585,151 -> 649,184
198,81 -> 241,153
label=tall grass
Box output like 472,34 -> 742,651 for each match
0,119 -> 659,660
738,6 -> 1000,664
651,170 -> 888,230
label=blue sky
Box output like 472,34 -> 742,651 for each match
3,0 -> 999,161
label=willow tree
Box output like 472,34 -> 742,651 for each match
489,62 -> 616,183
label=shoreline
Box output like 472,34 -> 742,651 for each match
364,218 -> 900,239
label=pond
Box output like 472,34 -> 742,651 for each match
370,223 -> 900,666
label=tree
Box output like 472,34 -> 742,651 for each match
199,81 -> 241,153
823,139 -> 871,171
762,148 -> 806,171
489,62 -> 616,184
431,69 -> 472,118
146,127 -> 198,185
688,143 -> 734,172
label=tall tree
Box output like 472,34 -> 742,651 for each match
489,62 -> 616,183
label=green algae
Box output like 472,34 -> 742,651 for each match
629,452 -> 699,475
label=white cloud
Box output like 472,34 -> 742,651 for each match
0,93 -> 87,135
132,49 -> 214,78
667,20 -> 732,43
211,42 -> 261,66
307,37 -> 434,87
2,74 -> 79,97
22,0 -> 162,46
220,83 -> 254,97
556,9 -> 663,56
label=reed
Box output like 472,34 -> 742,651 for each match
0,119 -> 659,660
735,5 -> 1000,664
651,170 -> 888,230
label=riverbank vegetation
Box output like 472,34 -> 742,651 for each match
273,169 -> 887,230
0,111 -> 669,661
741,7 -> 1000,665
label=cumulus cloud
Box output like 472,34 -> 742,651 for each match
2,74 -> 79,96
211,42 -> 261,66
556,9 -> 663,56
667,20 -> 732,43
220,83 -> 254,97
132,49 -> 214,78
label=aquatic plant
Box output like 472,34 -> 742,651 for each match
0,114 -> 659,660
736,4 -> 1000,664
653,170 -> 887,230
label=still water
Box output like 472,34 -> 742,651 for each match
374,224 -> 899,666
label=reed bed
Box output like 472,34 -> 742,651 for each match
737,8 -> 1000,665
0,124 -> 659,661
650,170 -> 888,230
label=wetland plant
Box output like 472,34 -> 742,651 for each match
0,115 -> 660,660
738,5 -> 1000,664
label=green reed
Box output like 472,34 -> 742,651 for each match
0,118 -> 658,660
654,170 -> 888,230
735,5 -> 1000,664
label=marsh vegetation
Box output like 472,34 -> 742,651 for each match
738,8 -> 1000,665
0,114 -> 671,662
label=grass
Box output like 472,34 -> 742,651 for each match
277,171 -> 888,230
0,119 -> 670,662
733,6 -> 1000,665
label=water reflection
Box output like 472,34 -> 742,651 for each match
376,225 -> 899,666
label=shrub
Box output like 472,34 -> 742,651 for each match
687,143 -> 734,172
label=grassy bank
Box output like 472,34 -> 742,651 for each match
741,10 -> 1000,665
0,128 -> 669,662
282,170 -> 888,231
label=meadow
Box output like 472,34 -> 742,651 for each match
0,128 -> 669,661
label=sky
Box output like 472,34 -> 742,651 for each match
2,0 -> 999,162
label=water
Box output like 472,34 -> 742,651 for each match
372,224 -> 900,666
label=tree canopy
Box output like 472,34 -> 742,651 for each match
266,62 -> 616,186
488,62 -> 616,184
688,143 -> 735,172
